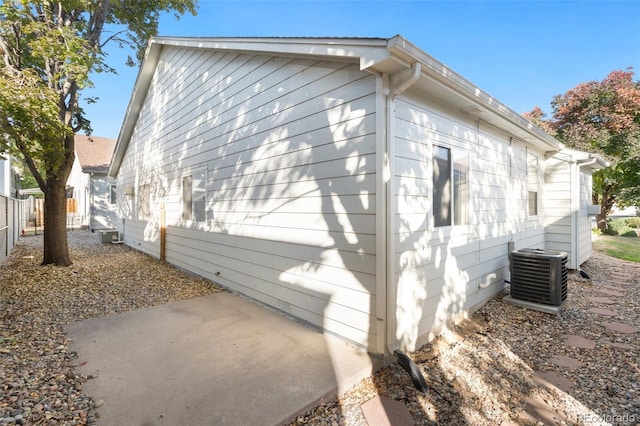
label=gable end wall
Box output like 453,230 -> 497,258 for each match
115,46 -> 380,349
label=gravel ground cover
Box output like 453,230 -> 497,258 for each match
1,232 -> 639,425
0,231 -> 222,425
291,250 -> 640,426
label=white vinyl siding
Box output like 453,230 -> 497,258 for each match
544,156 -> 573,257
544,154 -> 596,269
392,95 -> 545,351
115,47 -> 378,348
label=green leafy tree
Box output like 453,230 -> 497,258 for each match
0,1 -> 197,265
526,69 -> 640,231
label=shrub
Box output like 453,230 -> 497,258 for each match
606,218 -> 634,236
621,230 -> 639,237
625,217 -> 640,228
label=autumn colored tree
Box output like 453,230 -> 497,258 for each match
0,1 -> 197,265
526,69 -> 640,230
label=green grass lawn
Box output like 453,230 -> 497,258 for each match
593,235 -> 640,263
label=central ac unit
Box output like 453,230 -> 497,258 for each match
510,248 -> 568,306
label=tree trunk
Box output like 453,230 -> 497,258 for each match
597,193 -> 616,232
43,177 -> 72,266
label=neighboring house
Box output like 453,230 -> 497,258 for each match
0,155 -> 21,198
109,36 -> 605,354
609,204 -> 638,218
67,135 -> 117,231
0,156 -> 10,197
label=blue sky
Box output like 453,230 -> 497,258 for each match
84,0 -> 640,139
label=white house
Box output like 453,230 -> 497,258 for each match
67,135 -> 118,231
0,156 -> 10,197
109,36 -> 605,354
0,155 -> 20,198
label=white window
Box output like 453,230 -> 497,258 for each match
183,171 -> 206,222
527,153 -> 539,216
433,146 -> 469,227
110,185 -> 117,205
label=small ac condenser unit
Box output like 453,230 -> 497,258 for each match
510,248 -> 568,306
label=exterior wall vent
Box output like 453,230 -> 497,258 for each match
510,248 -> 568,306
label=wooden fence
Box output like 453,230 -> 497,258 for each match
33,198 -> 79,227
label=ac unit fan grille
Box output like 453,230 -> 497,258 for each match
510,249 -> 568,306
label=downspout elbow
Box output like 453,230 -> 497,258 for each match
387,62 -> 421,98
577,157 -> 598,168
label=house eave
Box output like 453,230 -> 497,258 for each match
374,35 -> 564,153
110,34 -> 565,177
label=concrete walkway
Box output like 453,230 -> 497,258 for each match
65,292 -> 380,426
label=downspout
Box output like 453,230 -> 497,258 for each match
384,62 -> 421,356
89,173 -> 94,231
573,157 -> 597,270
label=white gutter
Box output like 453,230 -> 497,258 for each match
384,62 -> 421,355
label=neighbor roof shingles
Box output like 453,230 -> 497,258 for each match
74,135 -> 116,174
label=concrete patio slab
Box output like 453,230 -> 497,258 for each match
65,292 -> 380,426
502,295 -> 564,316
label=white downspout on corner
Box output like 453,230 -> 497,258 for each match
383,62 -> 421,355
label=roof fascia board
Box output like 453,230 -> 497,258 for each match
384,35 -> 564,152
152,36 -> 388,62
558,147 -> 610,170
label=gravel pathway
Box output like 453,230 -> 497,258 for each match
1,232 -> 638,425
291,251 -> 640,426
